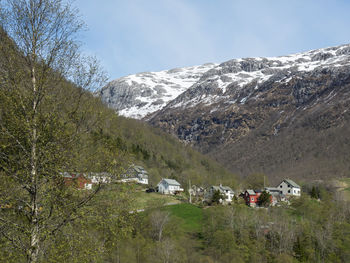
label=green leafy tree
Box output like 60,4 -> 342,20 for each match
310,186 -> 320,199
257,191 -> 271,207
0,0 -> 107,262
212,190 -> 225,205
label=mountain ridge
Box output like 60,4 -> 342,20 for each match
99,44 -> 350,182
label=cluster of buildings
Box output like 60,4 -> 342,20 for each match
62,168 -> 301,208
187,179 -> 301,207
62,165 -> 149,190
243,179 -> 301,207
63,172 -> 112,190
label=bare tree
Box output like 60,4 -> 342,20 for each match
0,0 -> 106,262
150,210 -> 170,242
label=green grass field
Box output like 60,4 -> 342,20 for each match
131,191 -> 181,210
162,203 -> 203,233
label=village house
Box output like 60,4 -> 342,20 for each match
243,178 -> 301,207
63,173 -> 92,190
244,189 -> 262,207
188,185 -> 206,203
264,187 -> 284,206
206,184 -> 235,204
89,172 -> 111,184
120,165 -> 149,185
277,179 -> 301,197
157,179 -> 183,195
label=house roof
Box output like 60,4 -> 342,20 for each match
123,165 -> 148,179
211,185 -> 234,193
62,172 -> 85,179
265,187 -> 279,192
162,178 -> 181,186
211,186 -> 221,191
246,189 -> 256,195
134,165 -> 147,174
283,179 -> 300,188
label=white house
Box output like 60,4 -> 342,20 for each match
136,173 -> 148,185
206,184 -> 235,203
264,187 -> 283,206
120,165 -> 149,185
89,172 -> 111,184
277,179 -> 301,197
157,179 -> 183,195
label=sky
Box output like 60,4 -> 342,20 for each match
74,0 -> 350,80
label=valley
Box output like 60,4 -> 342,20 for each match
1,0 -> 350,262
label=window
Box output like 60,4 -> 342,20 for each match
280,185 -> 282,188
288,190 -> 290,193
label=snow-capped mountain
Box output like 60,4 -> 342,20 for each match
147,44 -> 350,181
155,44 -> 350,112
99,44 -> 350,181
99,44 -> 350,120
98,63 -> 217,119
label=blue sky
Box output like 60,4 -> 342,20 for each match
74,0 -> 350,79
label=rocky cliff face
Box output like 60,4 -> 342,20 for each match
99,44 -> 350,182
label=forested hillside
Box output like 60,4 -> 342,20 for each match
69,92 -> 237,187
0,1 -> 234,262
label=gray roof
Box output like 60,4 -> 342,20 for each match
283,179 -> 300,188
134,165 -> 147,173
265,187 -> 279,192
211,185 -> 234,193
246,189 -> 256,195
123,165 -> 148,179
162,178 -> 181,186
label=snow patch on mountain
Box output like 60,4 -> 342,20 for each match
98,63 -> 217,119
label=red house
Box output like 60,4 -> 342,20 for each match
244,190 -> 262,207
63,173 -> 92,190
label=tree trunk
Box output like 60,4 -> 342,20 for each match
28,65 -> 40,263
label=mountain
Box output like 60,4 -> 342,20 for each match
100,44 -> 350,182
98,63 -> 217,119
